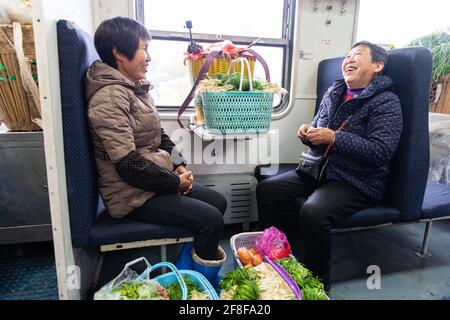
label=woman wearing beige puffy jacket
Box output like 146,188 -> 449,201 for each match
86,17 -> 226,282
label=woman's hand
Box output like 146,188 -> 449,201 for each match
178,171 -> 193,195
297,124 -> 312,142
306,127 -> 336,145
175,165 -> 187,176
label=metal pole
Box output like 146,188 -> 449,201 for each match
414,221 -> 432,257
160,245 -> 168,273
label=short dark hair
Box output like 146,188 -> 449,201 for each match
352,40 -> 388,66
94,17 -> 151,69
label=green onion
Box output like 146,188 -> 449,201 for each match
276,257 -> 328,300
406,32 -> 450,82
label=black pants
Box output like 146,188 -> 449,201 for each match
128,182 -> 227,260
256,170 -> 372,286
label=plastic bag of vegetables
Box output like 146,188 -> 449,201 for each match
255,227 -> 291,260
94,257 -> 169,300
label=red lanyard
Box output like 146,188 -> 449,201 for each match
324,116 -> 351,157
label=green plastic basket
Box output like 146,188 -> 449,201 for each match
201,91 -> 273,134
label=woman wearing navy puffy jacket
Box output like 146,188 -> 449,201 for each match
257,41 -> 403,291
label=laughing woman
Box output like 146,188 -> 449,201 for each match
85,17 -> 226,284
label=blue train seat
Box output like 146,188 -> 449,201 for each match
56,20 -> 193,263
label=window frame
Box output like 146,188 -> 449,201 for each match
135,0 -> 296,114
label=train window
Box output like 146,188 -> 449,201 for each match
356,0 -> 449,48
135,0 -> 296,112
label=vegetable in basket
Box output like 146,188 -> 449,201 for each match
98,280 -> 169,300
195,73 -> 287,96
216,73 -> 263,91
166,275 -> 209,300
252,262 -> 297,300
276,257 -> 328,300
255,227 -> 292,261
220,262 -> 298,300
233,279 -> 260,300
93,258 -> 172,300
237,247 -> 263,267
219,268 -> 260,300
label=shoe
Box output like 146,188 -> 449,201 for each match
175,242 -> 194,270
191,246 -> 227,291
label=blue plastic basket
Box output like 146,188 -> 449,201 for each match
201,91 -> 273,134
138,262 -> 218,300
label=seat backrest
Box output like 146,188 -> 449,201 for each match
316,47 -> 432,220
57,20 -> 105,247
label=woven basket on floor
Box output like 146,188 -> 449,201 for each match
0,23 -> 41,131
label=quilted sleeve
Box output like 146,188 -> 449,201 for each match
115,150 -> 180,194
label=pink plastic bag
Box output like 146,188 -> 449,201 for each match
255,227 -> 291,260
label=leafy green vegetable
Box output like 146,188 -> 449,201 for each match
232,279 -> 260,300
166,280 -> 183,300
220,267 -> 260,300
302,288 -> 329,301
407,31 -> 450,49
190,289 -> 209,300
219,267 -> 257,290
276,257 -> 328,300
166,275 -> 207,300
111,281 -> 165,300
406,32 -> 450,82
212,73 -> 264,91
113,282 -> 141,300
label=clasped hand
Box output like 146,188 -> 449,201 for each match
176,166 -> 193,195
297,124 -> 336,145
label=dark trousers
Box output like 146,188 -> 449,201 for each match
256,170 -> 372,286
128,182 -> 227,260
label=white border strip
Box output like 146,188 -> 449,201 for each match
100,237 -> 194,252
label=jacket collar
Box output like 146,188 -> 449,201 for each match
332,75 -> 394,99
134,79 -> 154,93
329,75 -> 394,104
86,60 -> 154,100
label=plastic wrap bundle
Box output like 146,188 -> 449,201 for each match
428,113 -> 450,185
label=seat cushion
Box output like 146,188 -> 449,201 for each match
331,206 -> 401,229
421,181 -> 450,219
90,213 -> 193,246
